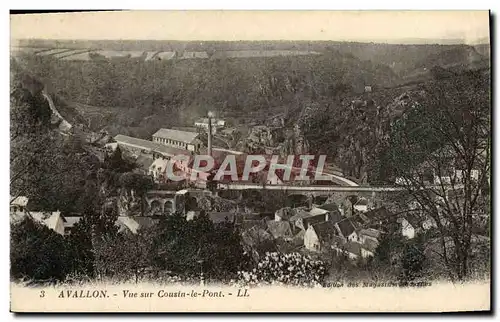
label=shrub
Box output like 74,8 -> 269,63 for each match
235,252 -> 327,287
10,218 -> 71,282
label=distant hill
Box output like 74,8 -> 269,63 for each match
13,39 -> 488,79
414,45 -> 488,69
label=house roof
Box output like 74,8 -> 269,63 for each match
401,213 -> 423,229
350,215 -> 366,229
10,196 -> 29,207
116,216 -> 141,234
328,212 -> 343,224
362,238 -> 379,253
114,134 -> 190,157
289,209 -> 311,222
135,154 -> 155,170
359,228 -> 382,239
28,212 -> 52,224
195,118 -> 225,125
240,219 -> 267,231
292,230 -> 306,246
134,217 -> 160,230
152,128 -> 199,144
311,221 -> 338,243
336,218 -> 356,238
364,207 -> 394,221
241,226 -> 273,247
150,158 -> 170,171
303,215 -> 327,227
345,241 -> 363,257
266,221 -> 292,239
309,207 -> 329,216
45,211 -> 63,231
289,208 -> 327,222
63,216 -> 82,228
207,212 -> 236,224
355,198 -> 369,206
318,203 -> 340,212
172,126 -> 199,133
330,235 -> 345,247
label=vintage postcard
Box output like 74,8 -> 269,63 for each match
9,10 -> 491,312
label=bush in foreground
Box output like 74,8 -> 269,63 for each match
235,252 -> 327,287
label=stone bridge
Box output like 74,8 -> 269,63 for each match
145,190 -> 188,215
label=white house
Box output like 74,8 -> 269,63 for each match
10,196 -> 29,215
148,158 -> 171,182
353,198 -> 369,213
358,228 -> 382,244
274,207 -> 294,222
399,218 -> 415,239
22,211 -> 66,236
304,221 -> 338,252
332,241 -> 374,260
194,118 -> 226,134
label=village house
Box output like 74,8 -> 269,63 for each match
63,216 -> 82,235
152,128 -> 203,153
194,118 -> 226,134
398,217 -> 416,239
240,225 -> 275,261
266,221 -> 293,240
274,207 -> 294,222
358,228 -> 382,244
115,216 -> 159,235
315,202 -> 341,214
10,196 -> 29,215
335,218 -> 358,242
148,158 -> 171,183
313,203 -> 344,223
24,211 -> 66,236
332,241 -> 375,260
10,196 -> 83,236
304,221 -> 338,252
353,198 -> 369,213
362,206 -> 395,228
289,208 -> 328,232
350,212 -> 371,229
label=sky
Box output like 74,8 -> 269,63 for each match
10,11 -> 490,44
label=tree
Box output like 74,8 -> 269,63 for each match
151,214 -> 249,281
10,218 -> 71,282
381,70 -> 490,281
93,228 -> 155,282
399,239 -> 427,284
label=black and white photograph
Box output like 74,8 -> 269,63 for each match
9,10 -> 491,312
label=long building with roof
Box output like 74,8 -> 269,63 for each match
152,128 -> 202,153
113,134 -> 192,159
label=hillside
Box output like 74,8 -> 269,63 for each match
294,68 -> 490,183
13,39 -> 488,77
14,50 -> 400,138
10,40 -> 490,185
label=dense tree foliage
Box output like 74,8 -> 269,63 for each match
11,218 -> 70,282
378,70 -> 490,280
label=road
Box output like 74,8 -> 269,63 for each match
42,90 -> 72,132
